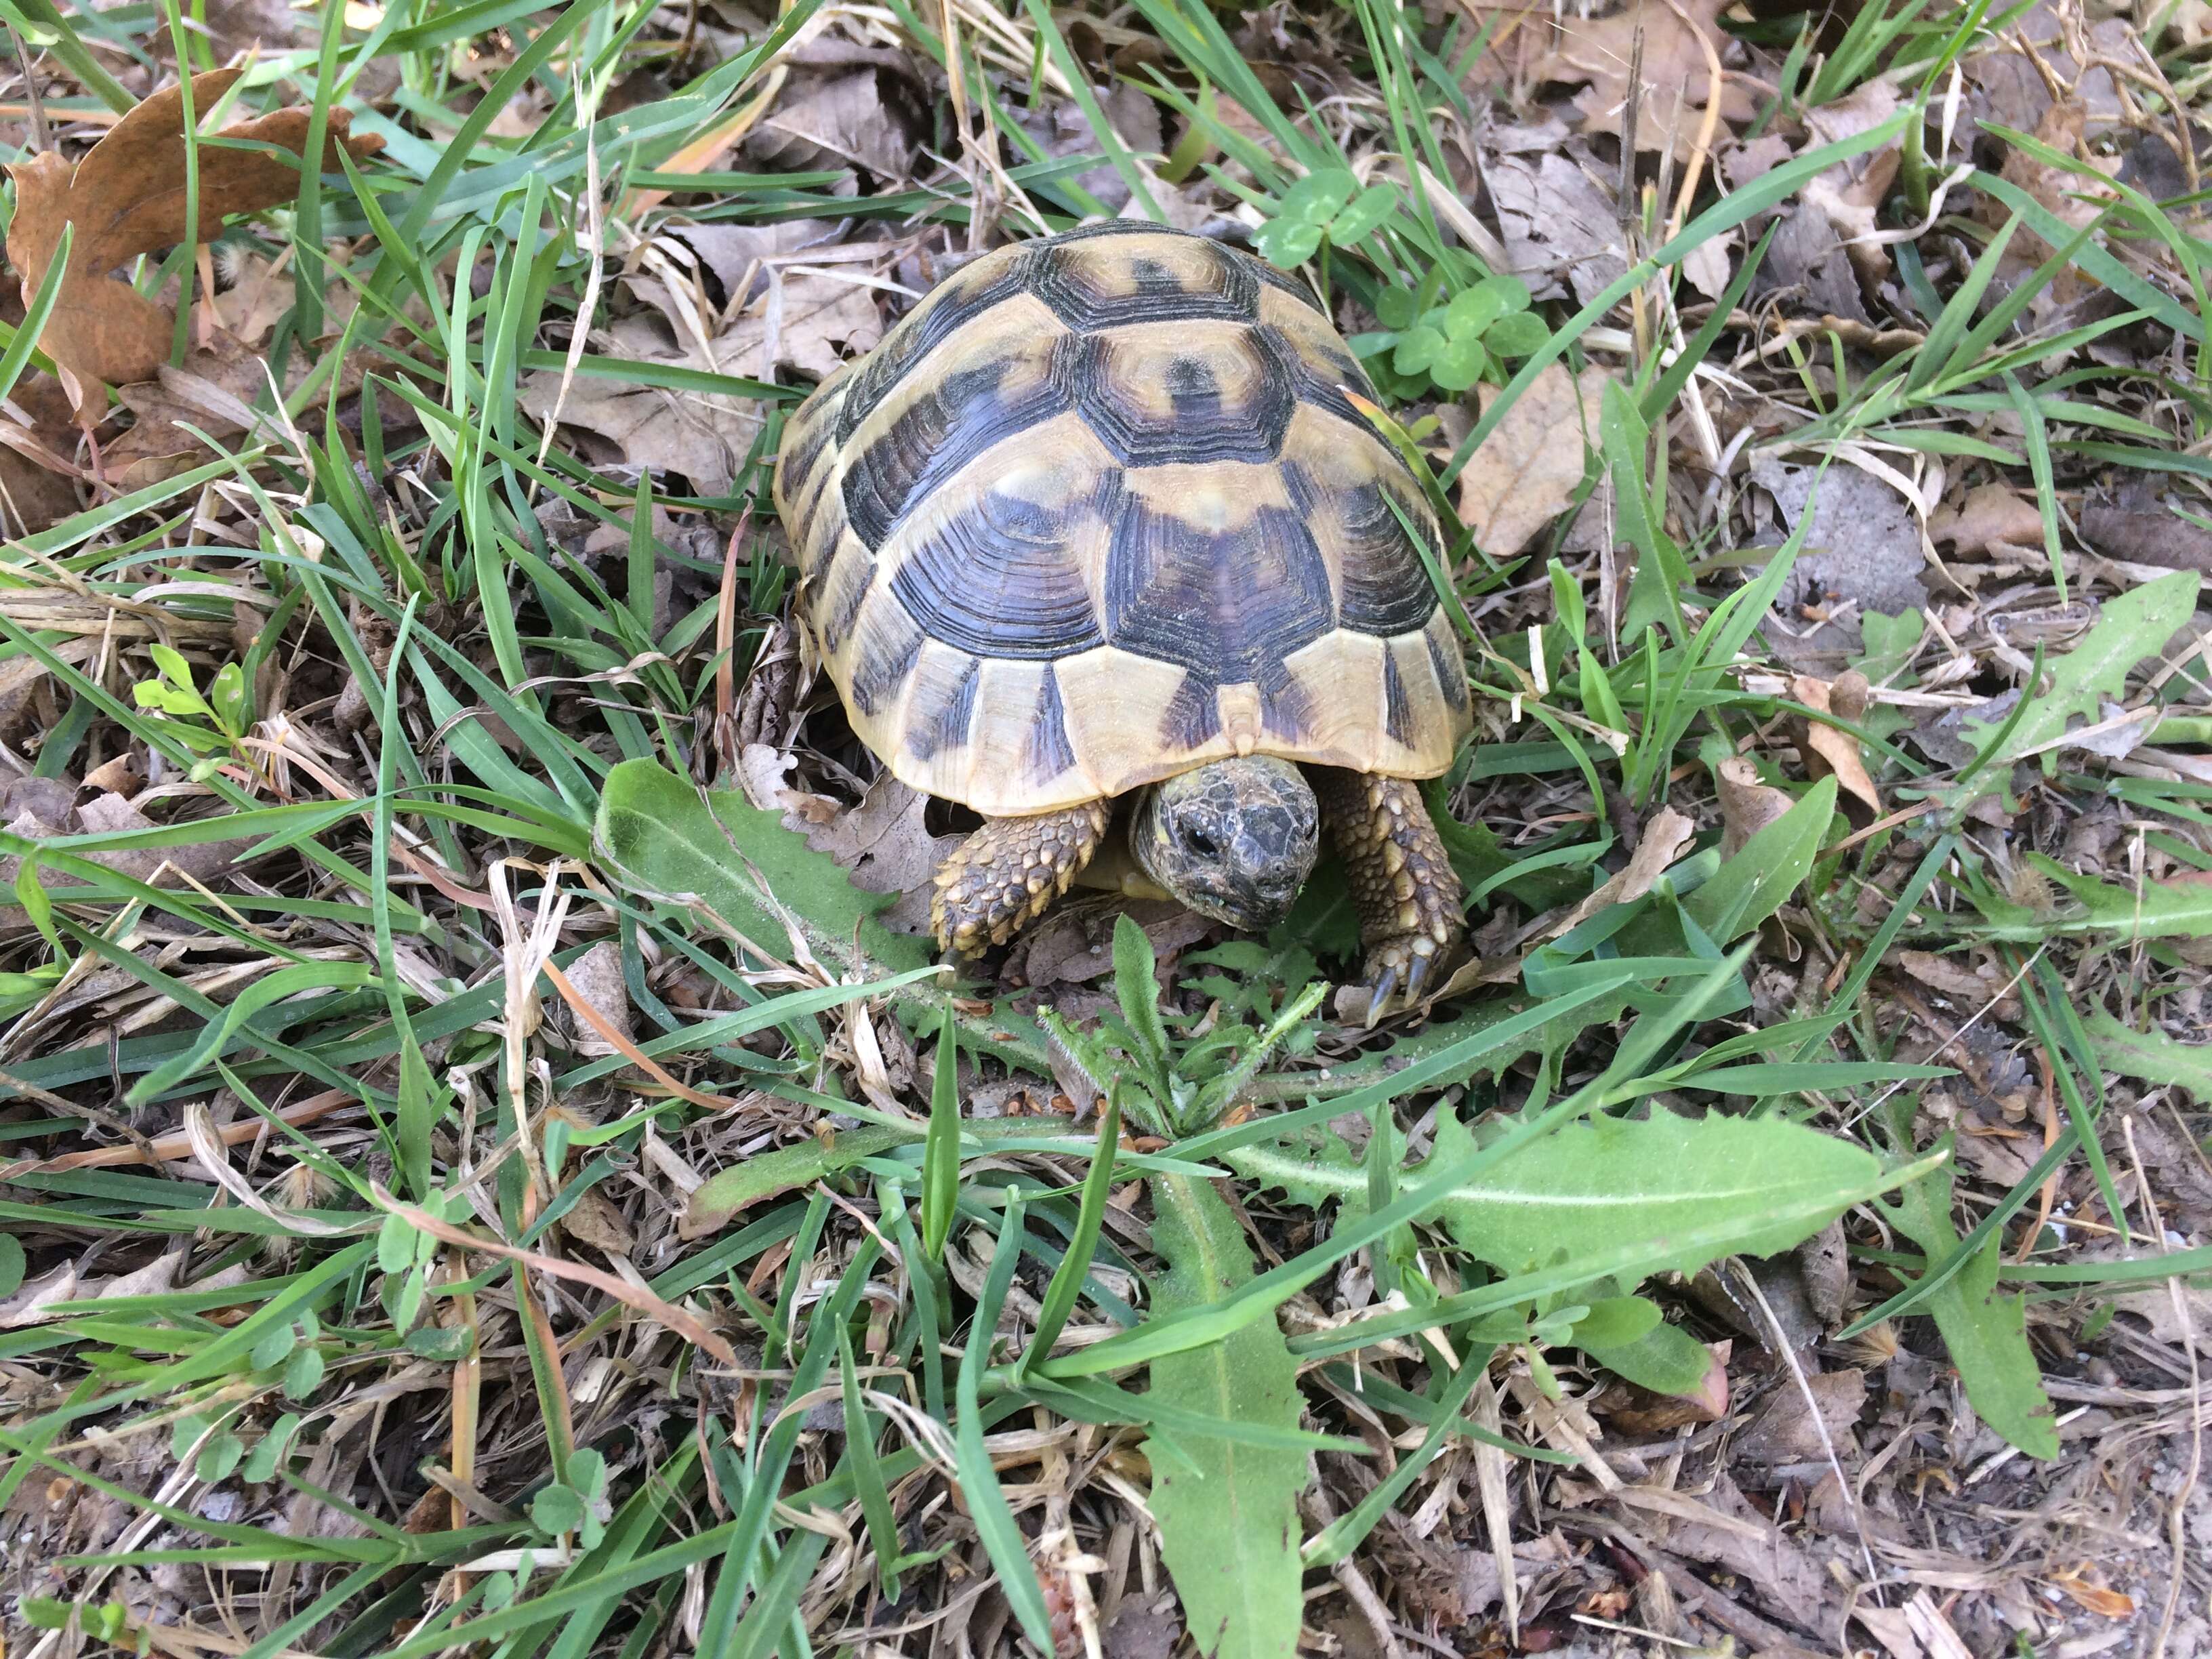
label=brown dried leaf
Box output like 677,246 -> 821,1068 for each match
801,774 -> 962,897
1933,482 -> 2047,556
1543,805 -> 1694,940
745,68 -> 926,182
1454,362 -> 1608,556
2079,480 -> 2212,574
1536,0 -> 1755,159
1789,672 -> 1881,817
1734,1368 -> 1865,1464
1717,755 -> 1794,857
3,70 -> 384,419
561,1185 -> 638,1256
0,373 -> 84,533
1483,153 -> 1627,306
519,282 -> 880,493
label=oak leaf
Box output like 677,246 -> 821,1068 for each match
4,69 -> 382,421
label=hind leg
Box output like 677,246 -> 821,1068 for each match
1313,771 -> 1465,1013
932,802 -> 1111,956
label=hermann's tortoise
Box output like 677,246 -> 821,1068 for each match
773,222 -> 1473,1006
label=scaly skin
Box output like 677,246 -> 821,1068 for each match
1314,770 -> 1465,1015
932,802 -> 1113,955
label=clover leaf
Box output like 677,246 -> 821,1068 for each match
1254,169 -> 1399,268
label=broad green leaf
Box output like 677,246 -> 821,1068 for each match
1252,217 -> 1323,268
1881,1153 -> 2058,1459
1971,857 -> 2212,943
2081,1008 -> 2212,1100
1957,571 -> 2199,797
1685,777 -> 1838,942
1429,333 -> 1489,392
1327,182 -> 1397,247
594,758 -> 930,973
682,1116 -> 1101,1235
1146,1174 -> 1305,1659
1483,311 -> 1550,359
1575,1307 -> 1717,1397
532,1483 -> 588,1536
1229,1103 -> 1880,1278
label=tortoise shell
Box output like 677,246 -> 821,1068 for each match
771,222 -> 1474,819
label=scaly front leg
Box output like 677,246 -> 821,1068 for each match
931,802 -> 1112,956
1313,771 -> 1465,1015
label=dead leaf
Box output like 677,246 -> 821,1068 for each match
1750,454 -> 1929,668
1454,362 -> 1608,556
106,328 -> 363,487
1933,482 -> 2047,557
0,373 -> 83,533
1982,101 -> 2121,306
1755,203 -> 1872,326
2046,1569 -> 2135,1620
3,69 -> 384,420
1734,1368 -> 1865,1464
561,1185 -> 638,1256
801,774 -> 963,897
1799,81 -> 1903,281
1536,0 -> 1755,160
2080,480 -> 2212,574
562,939 -> 634,1056
1482,152 -> 1628,306
519,281 -> 881,493
1717,755 -> 1794,857
1789,672 -> 1881,817
1543,805 -> 1694,940
745,68 -> 926,182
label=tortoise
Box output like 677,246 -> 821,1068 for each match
772,222 -> 1472,1006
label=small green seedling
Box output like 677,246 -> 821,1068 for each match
131,642 -> 251,766
1253,168 -> 1400,267
530,1447 -> 612,1547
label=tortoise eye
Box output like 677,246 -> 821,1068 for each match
1183,825 -> 1218,858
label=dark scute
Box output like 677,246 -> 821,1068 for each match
1105,495 -> 1335,682
1075,330 -> 1294,468
888,478 -> 1108,660
1267,323 -> 1376,426
905,654 -> 981,760
818,545 -> 878,652
1429,626 -> 1470,713
841,341 -> 1078,550
1025,663 -> 1078,779
1331,480 -> 1441,637
1030,236 -> 1261,331
1158,672 -> 1221,750
848,604 -> 924,716
835,262 -> 1028,446
1382,648 -> 1414,745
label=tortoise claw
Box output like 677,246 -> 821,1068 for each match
1401,949 -> 1433,1005
1362,963 -> 1401,1029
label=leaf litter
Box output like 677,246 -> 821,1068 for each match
2,7 -> 2211,1659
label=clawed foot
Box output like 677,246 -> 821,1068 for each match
1360,930 -> 1446,1027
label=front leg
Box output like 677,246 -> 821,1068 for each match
1313,771 -> 1465,1013
932,802 -> 1111,956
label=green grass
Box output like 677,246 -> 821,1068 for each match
1,0 -> 2209,1652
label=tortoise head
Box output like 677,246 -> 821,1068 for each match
1130,758 -> 1320,934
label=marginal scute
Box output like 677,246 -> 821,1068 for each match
777,224 -> 1475,818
